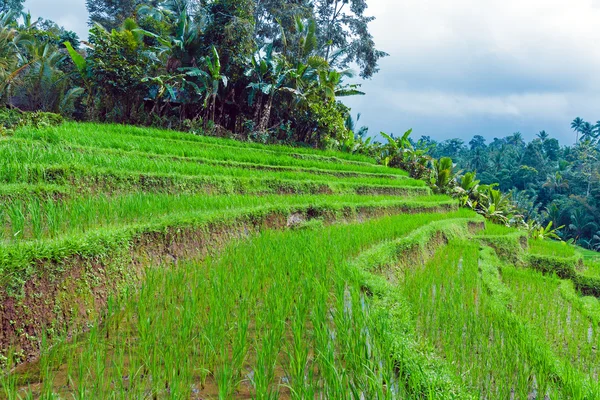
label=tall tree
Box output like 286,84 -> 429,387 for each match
469,134 -> 486,150
571,116 -> 584,144
580,121 -> 595,142
0,0 -> 24,15
253,0 -> 312,48
86,0 -> 160,31
312,0 -> 387,78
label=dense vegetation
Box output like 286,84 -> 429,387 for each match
420,118 -> 600,250
0,0 -> 384,149
0,123 -> 599,399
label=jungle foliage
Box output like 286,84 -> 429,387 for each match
0,0 -> 385,149
414,120 -> 600,250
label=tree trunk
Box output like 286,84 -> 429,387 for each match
253,94 -> 263,129
258,93 -> 273,132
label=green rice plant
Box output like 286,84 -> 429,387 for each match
502,266 -> 600,381
12,124 -> 402,177
401,240 -> 570,398
7,200 -> 24,241
529,238 -> 577,258
2,210 -> 477,398
18,122 -> 379,165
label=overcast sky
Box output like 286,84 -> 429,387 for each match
24,0 -> 600,144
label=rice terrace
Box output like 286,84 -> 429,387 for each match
0,121 -> 598,399
2,0 -> 600,399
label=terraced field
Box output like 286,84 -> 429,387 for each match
1,123 -> 599,399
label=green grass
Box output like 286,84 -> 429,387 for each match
12,124 -> 406,176
0,193 -> 448,243
49,122 -> 380,164
529,239 -> 577,258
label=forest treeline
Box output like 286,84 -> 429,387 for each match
419,121 -> 600,250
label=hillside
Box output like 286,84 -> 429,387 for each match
1,123 -> 600,399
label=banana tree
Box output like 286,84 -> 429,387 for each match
477,187 -> 521,226
136,6 -> 203,72
454,171 -> 481,208
529,221 -> 564,241
430,157 -> 457,194
183,46 -> 227,123
317,68 -> 363,101
245,45 -> 299,132
141,73 -> 191,116
63,41 -> 95,110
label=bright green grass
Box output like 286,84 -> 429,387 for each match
13,125 -> 405,176
0,139 -> 411,186
529,239 -> 577,258
49,122 -> 379,164
480,221 -> 519,236
0,193 -> 451,243
501,266 -> 600,385
3,211 -> 474,399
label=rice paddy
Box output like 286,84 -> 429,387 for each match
0,123 -> 599,399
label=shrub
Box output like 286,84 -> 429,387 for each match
0,107 -> 63,133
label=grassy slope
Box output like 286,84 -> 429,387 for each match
1,123 -> 600,399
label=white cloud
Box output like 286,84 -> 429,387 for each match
346,0 -> 600,143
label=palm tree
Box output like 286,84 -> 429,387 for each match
543,203 -> 563,229
507,132 -> 524,147
0,11 -> 28,104
580,121 -> 595,142
568,209 -> 598,241
18,40 -> 67,111
542,171 -> 569,195
571,117 -> 584,143
537,130 -> 549,142
594,121 -> 600,138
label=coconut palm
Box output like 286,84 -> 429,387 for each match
537,130 -> 549,142
0,11 -> 23,103
542,171 -> 569,195
16,40 -> 67,111
594,121 -> 600,138
580,121 -> 595,142
507,132 -> 524,147
571,117 -> 584,143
